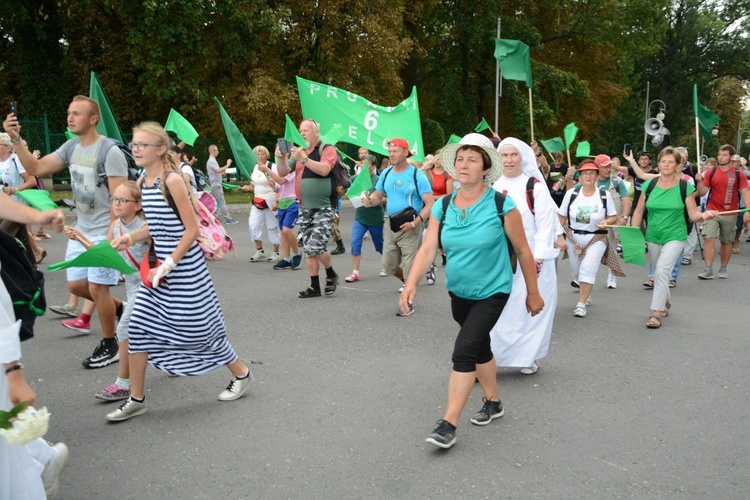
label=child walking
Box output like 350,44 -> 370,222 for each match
106,122 -> 252,422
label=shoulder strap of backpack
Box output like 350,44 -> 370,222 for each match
644,178 -> 658,199
413,165 -> 420,198
437,192 -> 453,249
567,185 -> 582,223
525,177 -> 538,214
599,186 -> 608,212
494,190 -> 506,224
95,137 -> 117,187
380,166 -> 395,189
59,137 -> 80,166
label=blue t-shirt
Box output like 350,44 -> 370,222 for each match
376,165 -> 432,214
433,189 -> 517,300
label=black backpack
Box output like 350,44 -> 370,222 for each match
60,137 -> 140,189
193,168 -> 207,191
0,230 -> 46,341
438,191 -> 517,273
320,144 -> 352,195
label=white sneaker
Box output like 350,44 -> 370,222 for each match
267,252 -> 282,263
585,296 -> 592,306
218,371 -> 254,401
250,249 -> 267,262
42,442 -> 69,499
520,362 -> 539,375
574,305 -> 587,317
606,276 -> 617,289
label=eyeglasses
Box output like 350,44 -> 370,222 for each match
110,196 -> 137,205
128,142 -> 160,151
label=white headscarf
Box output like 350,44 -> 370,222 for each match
497,137 -> 546,184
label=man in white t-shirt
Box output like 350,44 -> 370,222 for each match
4,95 -> 127,369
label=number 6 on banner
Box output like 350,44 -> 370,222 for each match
364,110 -> 379,131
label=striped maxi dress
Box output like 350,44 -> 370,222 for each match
128,176 -> 238,375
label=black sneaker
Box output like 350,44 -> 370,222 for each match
470,397 -> 504,426
570,280 -> 580,289
298,287 -> 322,298
83,338 -> 119,369
426,419 -> 457,449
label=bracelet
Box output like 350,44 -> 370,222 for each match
417,213 -> 423,222
11,136 -> 22,145
5,363 -> 23,375
128,232 -> 136,245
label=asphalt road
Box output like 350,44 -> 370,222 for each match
21,205 -> 750,499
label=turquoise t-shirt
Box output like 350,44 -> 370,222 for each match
642,179 -> 695,244
376,165 -> 432,214
433,189 -> 517,300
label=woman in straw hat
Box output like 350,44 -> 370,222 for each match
399,133 -> 543,449
490,137 -> 559,376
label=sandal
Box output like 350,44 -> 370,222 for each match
325,273 -> 339,296
668,280 -> 676,288
643,278 -> 654,289
646,315 -> 662,329
34,248 -> 47,264
298,287 -> 321,298
662,301 -> 671,317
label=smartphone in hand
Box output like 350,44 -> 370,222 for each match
624,143 -> 631,156
9,101 -> 18,117
277,138 -> 292,155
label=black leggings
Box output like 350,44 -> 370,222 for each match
449,291 -> 509,373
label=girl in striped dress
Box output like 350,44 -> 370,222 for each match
106,122 -> 252,422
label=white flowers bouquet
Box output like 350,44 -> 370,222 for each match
0,402 -> 50,445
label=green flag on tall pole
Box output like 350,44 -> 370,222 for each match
564,123 -> 578,150
296,76 -> 424,161
474,118 -> 492,133
494,39 -> 533,89
617,226 -> 646,266
213,97 -> 256,180
89,72 -> 125,143
284,114 -> 308,148
48,240 -> 137,274
165,109 -> 199,146
540,137 -> 565,154
693,84 -> 721,138
575,141 -> 591,158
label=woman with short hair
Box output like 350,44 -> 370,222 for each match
241,145 -> 281,262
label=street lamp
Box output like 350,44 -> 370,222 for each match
644,100 -> 668,149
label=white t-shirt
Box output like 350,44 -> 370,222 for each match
180,162 -> 197,194
558,187 -> 616,233
251,162 -> 278,201
0,154 -> 25,187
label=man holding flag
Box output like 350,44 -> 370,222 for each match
3,96 -> 127,369
276,118 -> 340,298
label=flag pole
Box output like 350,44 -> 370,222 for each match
695,117 -> 701,169
495,18 -> 502,133
566,149 -> 572,169
528,88 -> 535,142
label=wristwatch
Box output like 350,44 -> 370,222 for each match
301,157 -> 309,165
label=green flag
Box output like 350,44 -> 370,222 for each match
222,182 -> 241,191
494,39 -> 533,89
15,189 -> 57,211
540,137 -> 565,154
575,141 -> 591,158
165,109 -> 199,146
693,84 -> 720,138
446,134 -> 462,145
474,118 -> 491,133
564,122 -> 578,150
64,127 -> 76,140
296,76 -> 425,161
214,97 -> 256,180
284,114 -> 308,148
89,72 -> 125,143
345,163 -> 373,198
320,124 -> 345,145
617,226 -> 646,266
48,240 -> 136,274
